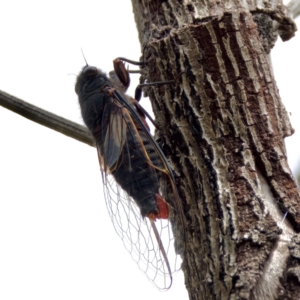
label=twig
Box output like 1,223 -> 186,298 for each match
0,90 -> 95,147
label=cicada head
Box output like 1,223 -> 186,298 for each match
75,66 -> 109,102
75,65 -> 113,137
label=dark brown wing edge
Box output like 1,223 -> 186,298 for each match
150,220 -> 173,290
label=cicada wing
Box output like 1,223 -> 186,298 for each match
96,104 -> 181,290
100,170 -> 181,290
101,104 -> 127,170
113,91 -> 186,243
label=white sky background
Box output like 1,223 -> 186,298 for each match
0,1 -> 299,299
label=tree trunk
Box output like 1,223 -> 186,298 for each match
131,1 -> 300,299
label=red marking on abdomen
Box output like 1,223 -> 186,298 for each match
155,194 -> 169,219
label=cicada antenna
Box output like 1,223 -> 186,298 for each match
80,48 -> 88,66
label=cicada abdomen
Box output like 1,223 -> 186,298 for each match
110,114 -> 169,219
75,64 -> 183,289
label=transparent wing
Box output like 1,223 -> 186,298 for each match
100,169 -> 181,290
96,101 -> 182,290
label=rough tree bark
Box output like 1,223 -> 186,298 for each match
131,1 -> 300,299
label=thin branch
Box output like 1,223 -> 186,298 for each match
287,0 -> 300,19
0,90 -> 95,147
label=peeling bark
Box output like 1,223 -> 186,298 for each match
131,1 -> 300,299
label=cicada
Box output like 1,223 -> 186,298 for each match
75,59 -> 184,289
